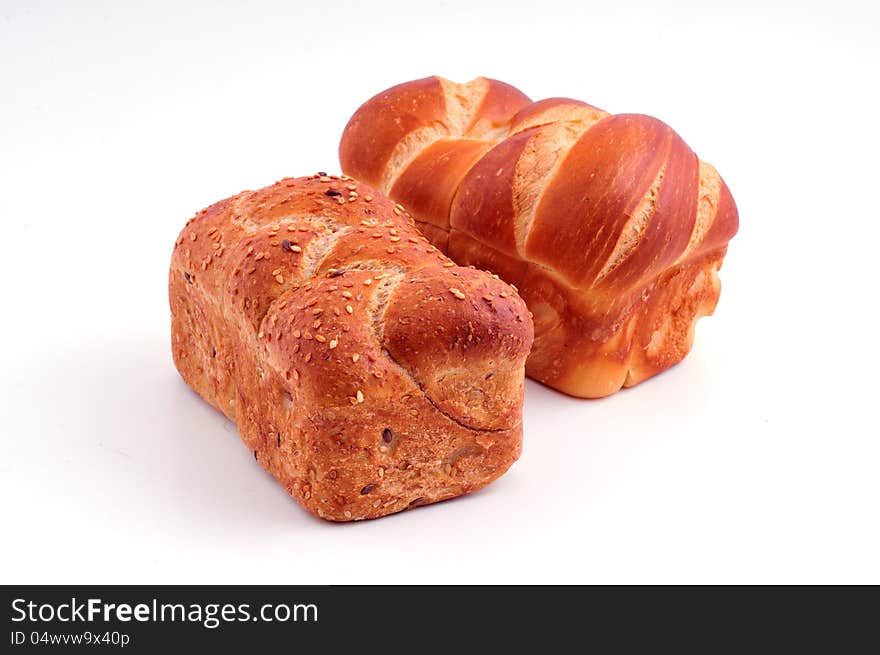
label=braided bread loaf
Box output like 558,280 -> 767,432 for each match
169,174 -> 532,521
340,77 -> 739,398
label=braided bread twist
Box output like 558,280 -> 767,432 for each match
169,174 -> 532,521
340,77 -> 738,397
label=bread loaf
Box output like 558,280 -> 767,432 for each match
169,174 -> 533,521
340,77 -> 739,398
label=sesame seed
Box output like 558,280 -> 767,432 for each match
305,353 -> 312,362
346,184 -> 357,191
408,237 -> 419,243
293,329 -> 301,338
510,284 -> 518,292
255,252 -> 266,261
315,334 -> 326,343
352,353 -> 359,362
347,197 -> 357,202
356,390 -> 364,403
389,236 -> 400,242
344,510 -> 352,518
348,396 -> 357,405
449,287 -> 466,300
342,291 -> 353,299
292,369 -> 299,380
364,195 -> 373,202
345,305 -> 353,314
275,274 -> 284,284
291,245 -> 302,253
443,262 -> 455,268
336,197 -> 345,205
372,233 -> 382,238
378,467 -> 384,478
190,233 -> 197,241
483,295 -> 493,302
363,278 -> 372,286
272,268 -> 282,276
287,225 -> 297,232
500,292 -> 509,298
312,320 -> 321,329
393,207 -> 402,215
319,176 -> 331,182
329,339 -> 338,349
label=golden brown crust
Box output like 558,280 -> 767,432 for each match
340,77 -> 739,398
169,175 -> 533,520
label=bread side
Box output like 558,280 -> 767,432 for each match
169,175 -> 533,520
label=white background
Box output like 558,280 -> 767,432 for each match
1,0 -> 878,584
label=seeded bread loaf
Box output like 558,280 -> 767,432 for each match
169,174 -> 533,521
340,77 -> 739,398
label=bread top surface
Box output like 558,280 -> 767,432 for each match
171,174 -> 534,431
339,77 -> 739,296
